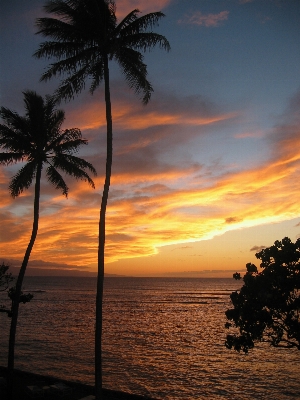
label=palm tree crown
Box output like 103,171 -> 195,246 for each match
34,0 -> 170,103
0,90 -> 96,196
1,90 -> 97,400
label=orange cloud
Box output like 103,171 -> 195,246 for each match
64,101 -> 107,130
1,91 -> 300,273
234,129 -> 265,139
2,139 -> 298,269
66,97 -> 236,133
114,0 -> 172,19
118,111 -> 235,131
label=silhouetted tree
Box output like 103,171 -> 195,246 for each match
0,263 -> 14,293
34,1 -> 170,397
0,263 -> 15,315
225,237 -> 300,353
0,263 -> 33,319
0,90 -> 96,399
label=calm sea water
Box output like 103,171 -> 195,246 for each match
0,277 -> 299,399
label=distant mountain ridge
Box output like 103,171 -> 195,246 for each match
1,259 -> 126,277
8,266 -> 124,277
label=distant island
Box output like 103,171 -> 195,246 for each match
6,265 -> 123,278
3,259 -> 246,278
1,259 -> 126,277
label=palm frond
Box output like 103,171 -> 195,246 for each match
89,60 -> 105,93
43,0 -> 78,21
0,152 -> 26,165
60,127 -> 83,141
0,108 -> 29,133
51,154 -> 96,188
119,12 -> 167,35
36,0 -> 117,45
114,9 -> 139,34
46,164 -> 69,196
61,153 -> 97,175
86,0 -> 117,34
45,108 -> 65,141
43,97 -> 65,141
9,161 -> 38,198
49,128 -> 87,154
23,91 -> 44,117
115,48 -> 153,104
0,127 -> 35,160
23,92 -> 46,142
55,138 -> 87,153
52,65 -> 90,101
118,32 -> 171,52
36,18 -> 87,44
34,40 -> 88,61
37,46 -> 98,102
44,93 -> 58,115
107,0 -> 116,18
39,51 -> 91,83
0,125 -> 32,153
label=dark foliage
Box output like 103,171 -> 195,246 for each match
0,262 -> 14,292
0,263 -> 15,315
0,263 -> 33,319
34,0 -> 170,104
0,90 -> 97,400
0,90 -> 97,197
225,237 -> 300,353
5,287 -> 34,317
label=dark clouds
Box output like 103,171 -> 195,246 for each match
250,245 -> 266,252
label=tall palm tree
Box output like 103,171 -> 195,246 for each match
0,90 -> 96,398
34,1 -> 170,398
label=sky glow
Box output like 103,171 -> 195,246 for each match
0,0 -> 300,276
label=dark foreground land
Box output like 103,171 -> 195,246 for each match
0,367 -> 159,400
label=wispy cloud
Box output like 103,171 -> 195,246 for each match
1,88 -> 300,269
2,144 -> 299,266
225,217 -> 242,224
65,89 -> 235,133
250,245 -> 266,252
179,11 -> 229,27
234,129 -> 266,139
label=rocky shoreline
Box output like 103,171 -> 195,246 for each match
0,367 -> 160,400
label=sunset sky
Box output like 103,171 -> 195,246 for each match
1,0 -> 300,277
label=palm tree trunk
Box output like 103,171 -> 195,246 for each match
7,164 -> 42,400
95,55 -> 113,400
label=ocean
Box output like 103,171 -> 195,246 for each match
0,277 -> 299,399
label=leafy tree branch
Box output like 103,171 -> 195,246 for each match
225,237 -> 300,353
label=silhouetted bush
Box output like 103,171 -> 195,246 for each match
225,237 -> 300,352
0,262 -> 14,315
0,262 -> 33,317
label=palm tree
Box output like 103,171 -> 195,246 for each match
0,90 -> 96,399
34,1 -> 170,398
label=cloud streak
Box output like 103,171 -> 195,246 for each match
1,88 -> 299,269
179,11 -> 229,27
250,245 -> 266,252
